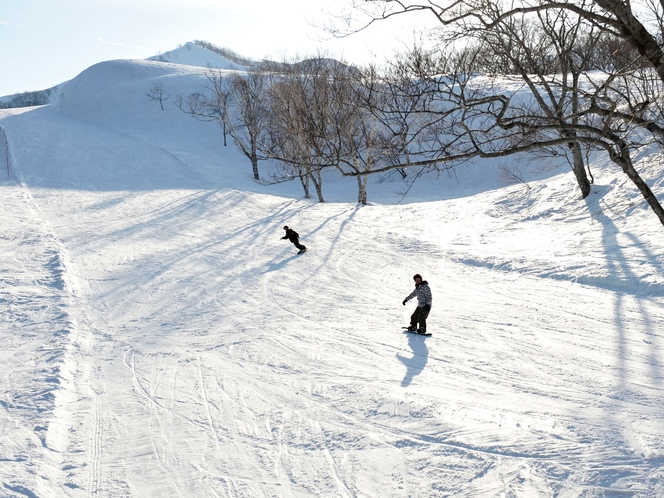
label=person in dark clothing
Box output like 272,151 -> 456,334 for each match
281,225 -> 306,254
402,273 -> 432,334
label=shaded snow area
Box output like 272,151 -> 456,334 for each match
1,59 -> 664,497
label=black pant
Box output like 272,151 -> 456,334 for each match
292,239 -> 306,251
410,306 -> 430,331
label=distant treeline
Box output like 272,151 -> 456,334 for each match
192,40 -> 255,67
0,87 -> 57,109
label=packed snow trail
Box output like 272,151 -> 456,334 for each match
0,173 -> 88,497
1,60 -> 663,497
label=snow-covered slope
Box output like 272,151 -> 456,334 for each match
148,41 -> 251,70
0,42 -> 248,108
1,59 -> 663,497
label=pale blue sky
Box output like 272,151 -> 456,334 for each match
1,0 -> 434,96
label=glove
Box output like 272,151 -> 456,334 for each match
424,305 -> 431,311
402,300 -> 407,306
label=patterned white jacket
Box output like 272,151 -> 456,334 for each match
404,281 -> 432,308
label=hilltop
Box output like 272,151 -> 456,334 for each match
148,41 -> 252,70
0,41 -> 250,109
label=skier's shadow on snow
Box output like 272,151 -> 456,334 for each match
396,333 -> 429,387
262,253 -> 300,273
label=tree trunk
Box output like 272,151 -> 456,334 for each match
568,77 -> 591,199
299,171 -> 311,199
594,0 -> 664,85
312,169 -> 325,203
250,151 -> 260,181
569,140 -> 591,199
357,174 -> 368,205
612,145 -> 664,226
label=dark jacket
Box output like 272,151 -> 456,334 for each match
282,228 -> 300,243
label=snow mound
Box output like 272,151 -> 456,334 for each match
54,59 -> 214,129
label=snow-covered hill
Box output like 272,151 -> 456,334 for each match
0,41 -> 250,109
1,58 -> 663,497
148,41 -> 251,70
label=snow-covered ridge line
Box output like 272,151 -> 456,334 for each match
1,40 -> 249,108
148,41 -> 251,70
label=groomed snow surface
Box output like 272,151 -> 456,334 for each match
1,58 -> 663,497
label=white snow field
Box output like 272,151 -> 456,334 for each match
1,55 -> 664,498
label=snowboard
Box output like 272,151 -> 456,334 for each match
402,327 -> 432,337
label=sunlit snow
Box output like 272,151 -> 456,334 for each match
1,45 -> 663,497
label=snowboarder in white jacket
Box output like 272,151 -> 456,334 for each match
402,274 -> 432,334
281,225 -> 306,254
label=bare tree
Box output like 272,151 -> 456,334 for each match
328,67 -> 392,205
337,0 -> 664,83
174,71 -> 230,145
357,50 -> 466,189
146,82 -> 170,111
176,69 -> 269,181
225,68 -> 271,181
263,58 -> 340,202
499,164 -> 532,190
461,7 -> 664,218
330,0 -> 664,225
470,9 -> 598,197
199,71 -> 232,147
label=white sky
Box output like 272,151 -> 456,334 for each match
0,0 -> 437,96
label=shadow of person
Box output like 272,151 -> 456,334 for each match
396,332 -> 430,387
262,253 -> 301,273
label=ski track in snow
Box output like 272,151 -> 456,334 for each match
1,60 -> 664,497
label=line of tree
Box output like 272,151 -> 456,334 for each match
325,0 -> 664,223
175,58 -> 453,205
192,41 -> 256,68
0,87 -> 58,109
175,6 -> 664,225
